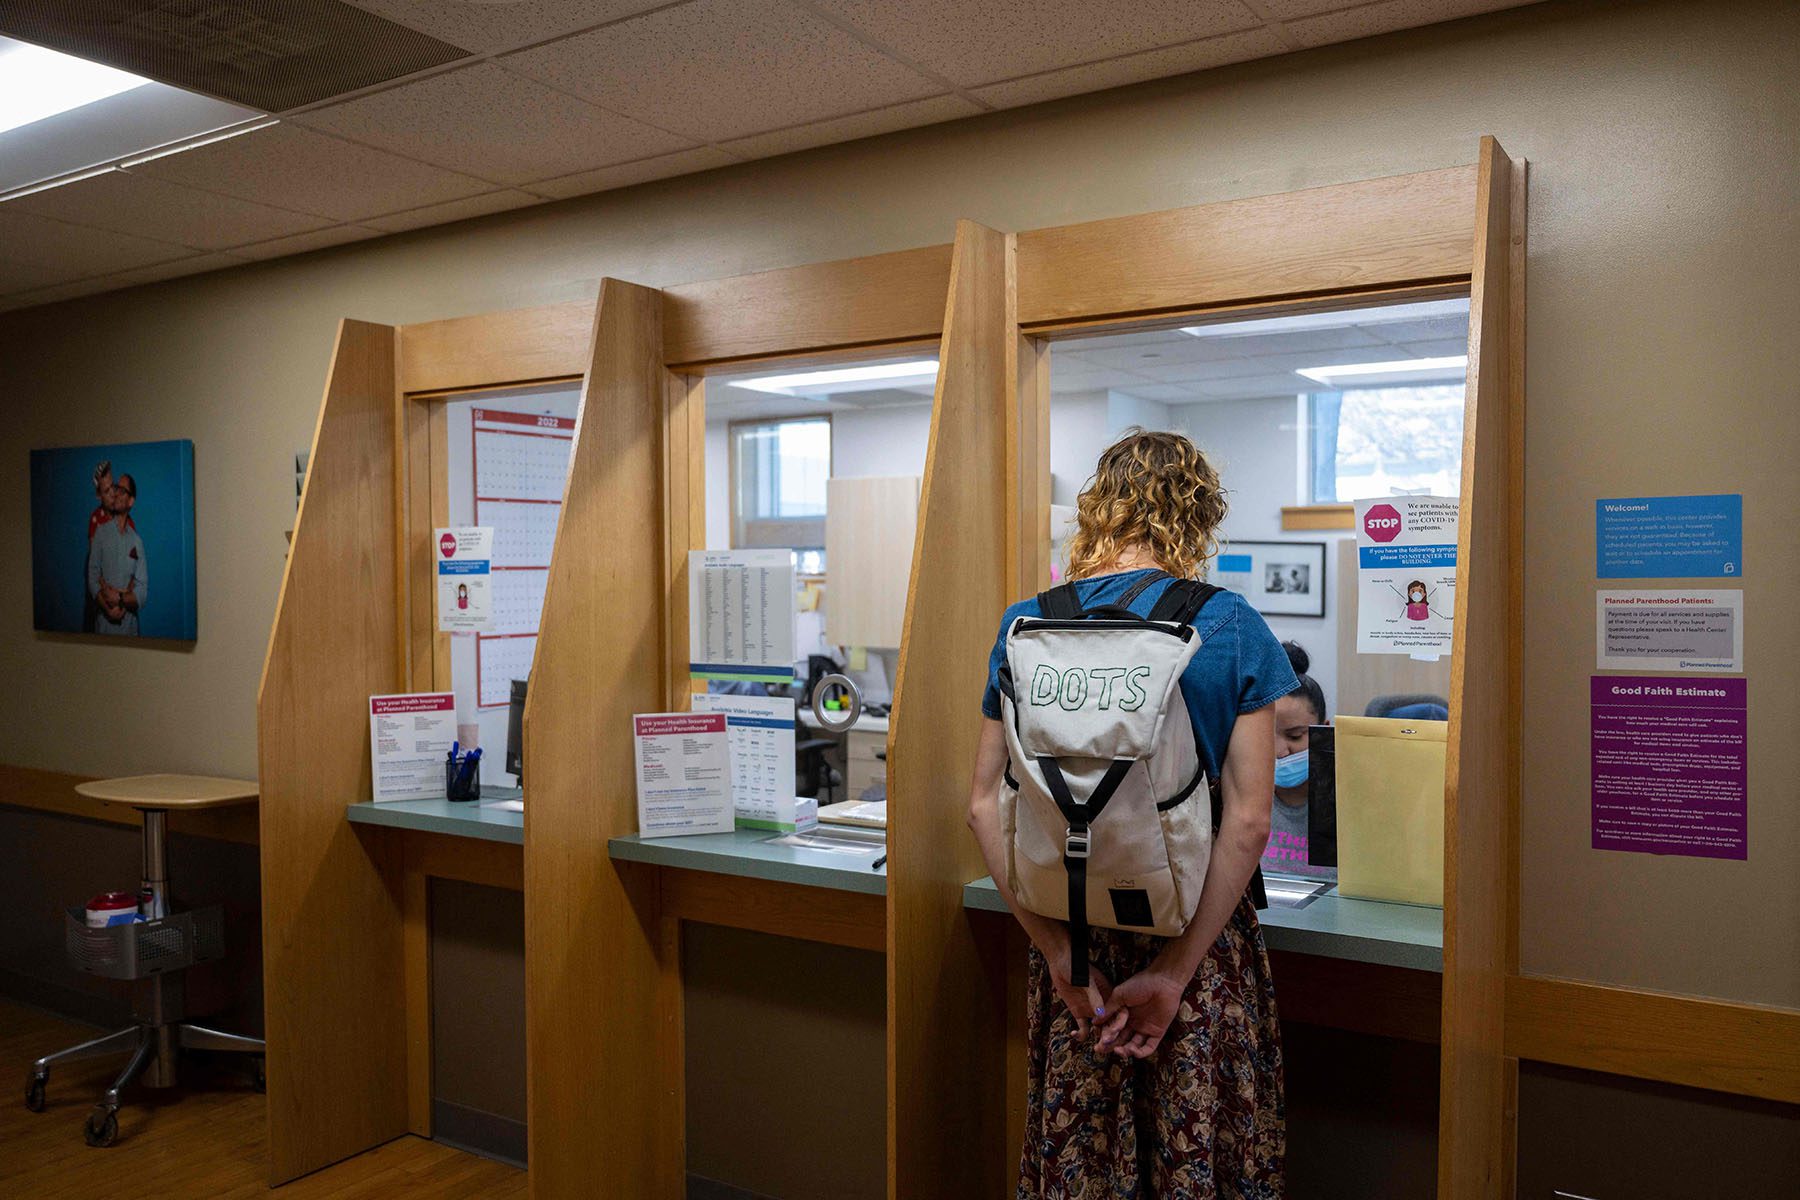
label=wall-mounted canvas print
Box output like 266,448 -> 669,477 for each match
30,439 -> 197,641
1213,540 -> 1328,618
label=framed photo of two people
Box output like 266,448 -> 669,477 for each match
29,439 -> 198,641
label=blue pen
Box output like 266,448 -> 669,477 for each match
448,740 -> 460,762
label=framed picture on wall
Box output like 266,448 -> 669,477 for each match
1214,540 -> 1327,618
29,439 -> 198,641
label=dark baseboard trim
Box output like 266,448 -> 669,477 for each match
687,1175 -> 781,1200
430,1098 -> 527,1168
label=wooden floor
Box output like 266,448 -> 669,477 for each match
3,1000 -> 526,1199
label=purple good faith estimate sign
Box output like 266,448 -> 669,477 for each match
1591,676 -> 1747,860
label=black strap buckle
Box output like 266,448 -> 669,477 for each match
1064,825 -> 1091,859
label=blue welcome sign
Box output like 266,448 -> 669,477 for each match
1596,494 -> 1742,579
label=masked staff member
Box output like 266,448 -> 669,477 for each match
88,474 -> 147,636
1263,642 -> 1335,880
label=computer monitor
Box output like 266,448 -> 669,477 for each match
505,678 -> 527,783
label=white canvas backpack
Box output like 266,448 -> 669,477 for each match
995,572 -> 1220,985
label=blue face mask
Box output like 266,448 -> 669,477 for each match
1273,749 -> 1309,790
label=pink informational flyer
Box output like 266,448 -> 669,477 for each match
1590,676 -> 1747,859
632,712 -> 734,838
369,693 -> 456,802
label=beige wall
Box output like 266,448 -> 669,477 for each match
2,0 -> 1795,1006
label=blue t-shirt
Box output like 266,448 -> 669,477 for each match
980,569 -> 1299,781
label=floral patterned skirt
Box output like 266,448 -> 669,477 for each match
1017,896 -> 1285,1200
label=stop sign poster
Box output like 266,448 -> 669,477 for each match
435,526 -> 494,633
1354,496 -> 1459,657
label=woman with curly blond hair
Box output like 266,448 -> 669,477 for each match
968,429 -> 1294,1199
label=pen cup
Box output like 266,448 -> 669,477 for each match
446,757 -> 481,803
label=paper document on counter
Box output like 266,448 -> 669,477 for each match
633,713 -> 733,837
692,693 -> 809,831
369,693 -> 456,802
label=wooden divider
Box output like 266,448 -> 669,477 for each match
256,318 -> 406,1184
1437,136 -> 1524,1200
522,279 -> 680,1198
887,220 -> 1016,1198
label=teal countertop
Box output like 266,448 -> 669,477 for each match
342,799 -> 1433,971
345,789 -> 524,846
962,877 -> 1442,973
609,828 -> 887,896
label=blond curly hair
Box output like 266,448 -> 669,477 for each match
1065,429 -> 1229,581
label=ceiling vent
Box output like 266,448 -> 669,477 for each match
0,1 -> 471,113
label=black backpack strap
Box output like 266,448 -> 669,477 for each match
1036,582 -> 1084,620
1039,756 -> 1134,988
1117,569 -> 1168,609
1149,579 -> 1221,626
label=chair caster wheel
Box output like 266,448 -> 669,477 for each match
25,1074 -> 47,1113
84,1104 -> 119,1147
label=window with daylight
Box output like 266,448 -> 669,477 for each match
731,416 -> 831,562
1308,384 -> 1466,504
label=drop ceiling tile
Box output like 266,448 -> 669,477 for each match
526,147 -> 739,200
224,225 -> 384,261
1254,0 -> 1379,17
1059,329 -> 1194,353
0,207 -> 191,276
0,256 -> 87,295
721,94 -> 981,160
104,253 -> 246,289
136,123 -> 494,222
13,170 -> 333,252
1283,0 -> 1533,48
503,0 -> 941,142
811,0 -> 1264,87
1364,317 -> 1471,343
295,62 -> 693,186
363,190 -> 543,232
1190,373 -> 1315,400
347,0 -> 669,53
1072,339 -> 1249,373
973,25 -> 1293,108
1400,338 -> 1471,358
1109,383 -> 1209,403
1221,327 -> 1391,356
1136,355 -> 1298,383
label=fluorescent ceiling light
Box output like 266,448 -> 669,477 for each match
1296,356 -> 1469,385
0,40 -> 151,136
732,359 -> 940,396
1181,298 -> 1469,339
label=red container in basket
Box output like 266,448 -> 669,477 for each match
85,892 -> 139,928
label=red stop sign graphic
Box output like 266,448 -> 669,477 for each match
1363,503 -> 1403,543
439,532 -> 457,557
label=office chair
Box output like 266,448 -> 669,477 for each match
796,737 -> 841,805
1365,693 -> 1450,719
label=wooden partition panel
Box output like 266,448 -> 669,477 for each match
663,244 -> 952,367
1015,166 -> 1477,328
256,319 -> 406,1184
524,279 -> 679,1198
887,220 -> 1015,1199
1438,137 -> 1524,1200
398,301 -> 596,395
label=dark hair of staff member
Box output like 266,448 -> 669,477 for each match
966,429 -> 1297,1197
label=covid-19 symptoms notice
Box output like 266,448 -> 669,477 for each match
1590,676 -> 1747,860
1354,495 -> 1459,657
